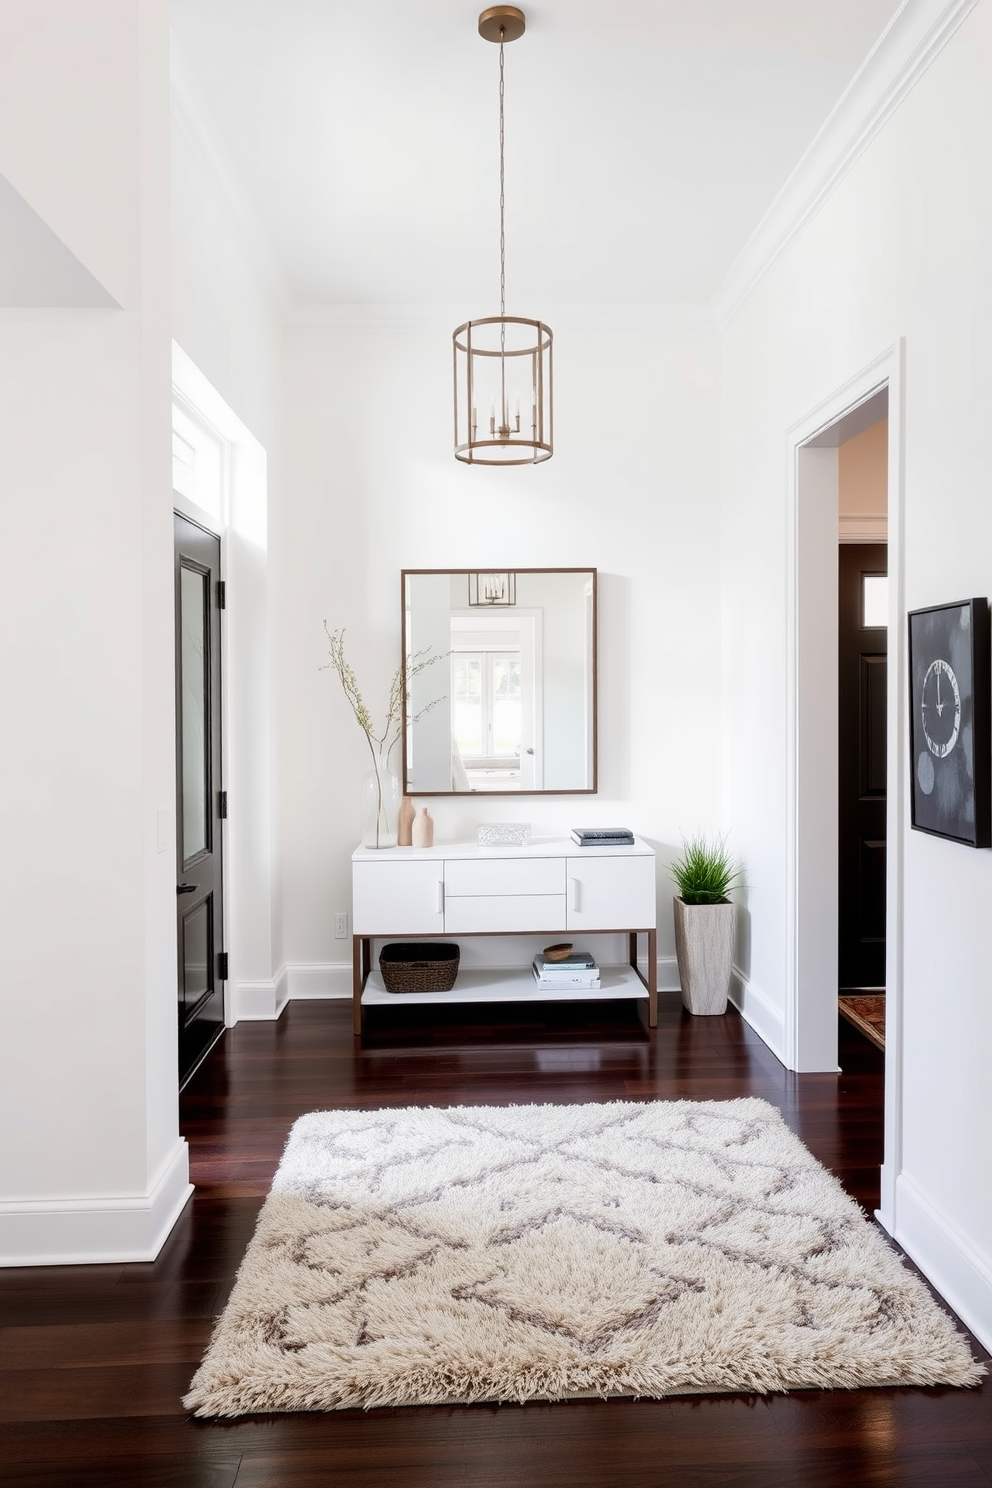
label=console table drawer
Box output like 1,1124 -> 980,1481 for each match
444,857 -> 564,899
444,893 -> 566,934
353,860 -> 444,935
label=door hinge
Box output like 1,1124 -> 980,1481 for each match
216,579 -> 226,610
218,790 -> 228,819
218,951 -> 229,982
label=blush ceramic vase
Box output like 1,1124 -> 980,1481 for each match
397,795 -> 415,847
411,806 -> 434,848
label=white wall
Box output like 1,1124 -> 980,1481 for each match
171,52 -> 286,1012
720,2 -> 992,1348
0,0 -> 187,1262
276,319 -> 722,988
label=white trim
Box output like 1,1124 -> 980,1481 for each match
712,0 -> 980,327
891,1172 -> 992,1354
232,966 -> 289,1022
785,345 -> 903,1078
169,32 -> 290,319
729,968 -> 788,1068
286,963 -> 353,1001
655,954 -> 681,993
879,356 -> 908,1233
0,1141 -> 192,1267
839,513 -> 888,543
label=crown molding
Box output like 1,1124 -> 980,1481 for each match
288,301 -> 717,333
169,32 -> 291,321
839,513 -> 888,543
711,0 -> 980,328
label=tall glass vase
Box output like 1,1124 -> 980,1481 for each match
361,759 -> 400,849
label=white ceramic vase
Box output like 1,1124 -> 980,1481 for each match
673,898 -> 735,1015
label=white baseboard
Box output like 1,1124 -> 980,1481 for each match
233,965 -> 289,1021
890,1172 -> 992,1354
286,962 -> 352,1000
655,954 -> 681,992
0,1139 -> 193,1267
728,966 -> 787,1066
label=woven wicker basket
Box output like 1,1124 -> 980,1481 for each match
379,942 -> 460,993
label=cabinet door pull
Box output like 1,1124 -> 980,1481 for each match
569,877 -> 580,912
437,880 -> 444,914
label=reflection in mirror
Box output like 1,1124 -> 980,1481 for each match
402,569 -> 597,795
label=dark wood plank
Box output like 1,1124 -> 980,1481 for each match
0,999 -> 987,1488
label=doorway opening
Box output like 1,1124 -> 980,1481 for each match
788,373 -> 898,1061
837,414 -> 889,1053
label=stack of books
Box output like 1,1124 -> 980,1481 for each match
570,827 -> 635,846
532,949 -> 600,989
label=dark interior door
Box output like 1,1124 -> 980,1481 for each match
838,543 -> 887,990
175,513 -> 226,1087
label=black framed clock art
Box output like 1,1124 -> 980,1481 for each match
908,598 -> 991,847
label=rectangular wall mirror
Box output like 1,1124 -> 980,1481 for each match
402,568 -> 597,795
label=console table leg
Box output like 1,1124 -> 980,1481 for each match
647,926 -> 658,1027
352,936 -> 368,1038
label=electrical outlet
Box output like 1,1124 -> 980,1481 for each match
334,912 -> 348,940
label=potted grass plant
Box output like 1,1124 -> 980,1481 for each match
670,834 -> 745,1015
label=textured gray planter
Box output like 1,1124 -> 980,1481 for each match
673,898 -> 736,1015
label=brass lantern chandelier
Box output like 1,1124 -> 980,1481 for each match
453,6 -> 553,465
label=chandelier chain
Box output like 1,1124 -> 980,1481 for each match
499,32 -> 506,326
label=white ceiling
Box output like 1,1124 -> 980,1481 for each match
169,0 -> 904,310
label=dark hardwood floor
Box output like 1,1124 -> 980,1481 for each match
2,996 -> 988,1487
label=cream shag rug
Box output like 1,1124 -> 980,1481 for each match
184,1099 -> 983,1415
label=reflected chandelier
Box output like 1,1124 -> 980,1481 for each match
453,6 -> 553,465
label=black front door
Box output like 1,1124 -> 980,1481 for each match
838,543 -> 888,990
175,513 -> 226,1087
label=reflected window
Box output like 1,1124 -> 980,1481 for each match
453,656 -> 483,756
453,650 -> 521,765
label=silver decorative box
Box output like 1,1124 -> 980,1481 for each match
477,822 -> 531,848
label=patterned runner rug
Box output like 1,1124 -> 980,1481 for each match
185,1099 -> 982,1415
839,994 -> 886,1050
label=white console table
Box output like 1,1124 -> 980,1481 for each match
351,837 -> 657,1037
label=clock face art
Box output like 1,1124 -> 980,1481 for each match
920,658 -> 961,759
908,598 -> 991,847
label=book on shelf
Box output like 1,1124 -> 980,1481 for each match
532,963 -> 601,990
570,827 -> 635,845
532,956 -> 600,988
535,950 -> 597,972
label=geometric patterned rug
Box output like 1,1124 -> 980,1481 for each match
839,994 -> 886,1051
184,1099 -> 982,1415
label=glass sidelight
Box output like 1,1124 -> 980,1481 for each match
180,565 -> 210,862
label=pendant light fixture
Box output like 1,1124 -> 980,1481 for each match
453,6 -> 553,465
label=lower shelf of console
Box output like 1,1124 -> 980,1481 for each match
362,964 -> 649,1007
